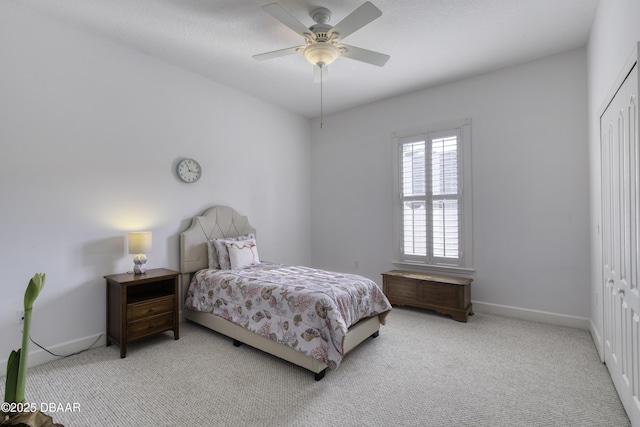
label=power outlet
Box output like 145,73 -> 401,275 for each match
16,310 -> 24,324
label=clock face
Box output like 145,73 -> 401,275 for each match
177,159 -> 202,183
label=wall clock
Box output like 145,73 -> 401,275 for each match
176,158 -> 202,183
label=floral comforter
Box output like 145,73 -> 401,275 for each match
184,263 -> 391,369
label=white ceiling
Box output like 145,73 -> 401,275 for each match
15,0 -> 598,119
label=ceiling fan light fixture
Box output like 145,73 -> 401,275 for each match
303,42 -> 339,67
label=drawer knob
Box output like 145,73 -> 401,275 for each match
148,308 -> 154,313
148,324 -> 154,329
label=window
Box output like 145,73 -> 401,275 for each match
393,120 -> 472,270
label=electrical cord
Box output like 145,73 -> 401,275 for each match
29,333 -> 104,358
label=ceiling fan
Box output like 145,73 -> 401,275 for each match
253,2 -> 390,81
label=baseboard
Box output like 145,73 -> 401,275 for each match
0,332 -> 106,376
473,301 -> 590,330
590,320 -> 605,362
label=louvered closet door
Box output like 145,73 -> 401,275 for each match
601,54 -> 640,426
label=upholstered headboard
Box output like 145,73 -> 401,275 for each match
179,206 -> 256,274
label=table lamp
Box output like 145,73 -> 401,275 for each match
128,232 -> 152,274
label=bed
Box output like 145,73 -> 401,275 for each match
179,206 -> 391,380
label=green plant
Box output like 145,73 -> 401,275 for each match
2,274 -> 63,427
4,273 -> 45,404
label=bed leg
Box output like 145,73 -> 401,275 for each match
233,339 -> 242,347
371,331 -> 379,339
314,369 -> 326,381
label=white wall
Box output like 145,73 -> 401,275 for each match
0,2 -> 311,370
587,0 -> 640,358
311,48 -> 590,325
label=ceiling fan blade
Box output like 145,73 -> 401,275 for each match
339,44 -> 389,67
313,65 -> 329,83
262,3 -> 314,39
328,2 -> 382,41
253,46 -> 303,61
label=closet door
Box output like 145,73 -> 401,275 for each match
601,52 -> 639,425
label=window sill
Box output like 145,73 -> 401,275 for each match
392,261 -> 475,275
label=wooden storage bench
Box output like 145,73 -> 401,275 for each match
382,270 -> 473,322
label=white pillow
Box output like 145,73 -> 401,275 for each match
226,238 -> 260,269
213,233 -> 255,269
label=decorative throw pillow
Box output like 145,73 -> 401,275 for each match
206,240 -> 220,269
226,238 -> 260,269
213,233 -> 255,269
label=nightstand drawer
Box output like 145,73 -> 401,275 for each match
127,313 -> 174,340
127,296 -> 174,322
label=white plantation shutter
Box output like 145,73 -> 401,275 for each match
399,129 -> 464,266
402,140 -> 427,256
431,135 -> 459,261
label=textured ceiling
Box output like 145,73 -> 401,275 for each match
14,0 -> 598,119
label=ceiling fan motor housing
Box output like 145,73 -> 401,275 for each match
309,24 -> 335,42
309,7 -> 340,43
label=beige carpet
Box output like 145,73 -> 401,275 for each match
2,308 -> 630,426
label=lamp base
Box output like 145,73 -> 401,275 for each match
133,254 -> 147,275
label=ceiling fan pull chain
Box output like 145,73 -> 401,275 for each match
320,66 -> 324,129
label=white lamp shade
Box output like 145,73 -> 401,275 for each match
128,232 -> 152,254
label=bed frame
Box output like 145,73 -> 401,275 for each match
179,206 -> 381,380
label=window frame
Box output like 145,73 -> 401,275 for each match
392,119 -> 474,273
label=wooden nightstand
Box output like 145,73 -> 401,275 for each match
105,268 -> 179,358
